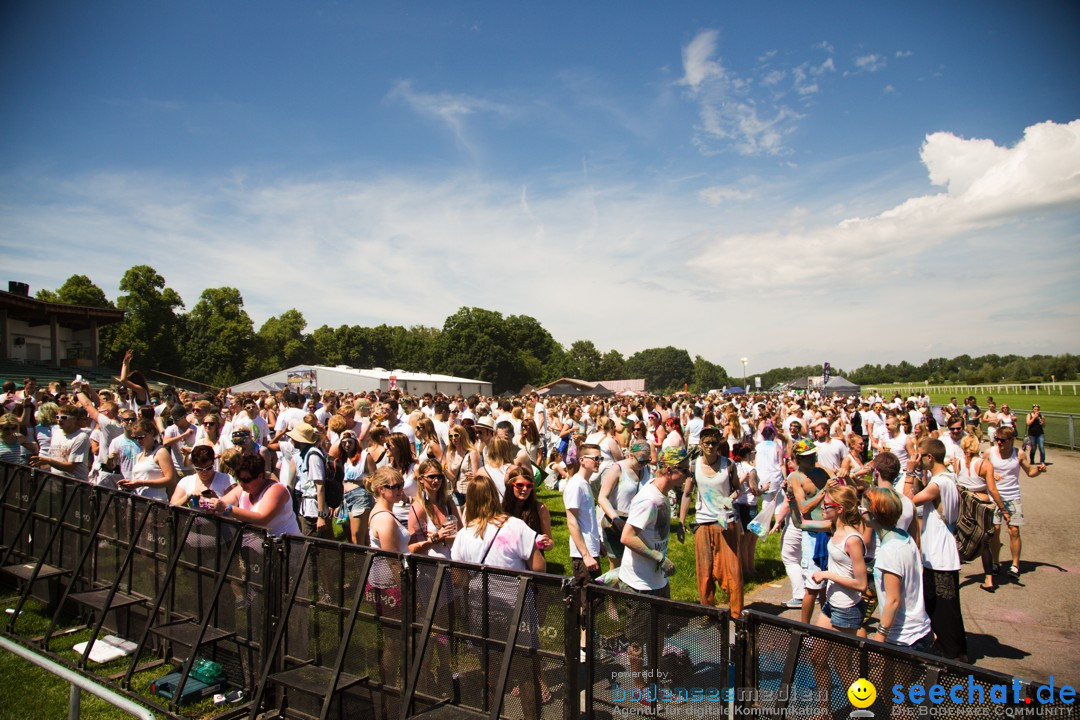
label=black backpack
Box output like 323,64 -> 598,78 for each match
322,450 -> 345,510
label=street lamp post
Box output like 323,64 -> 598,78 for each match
741,357 -> 748,391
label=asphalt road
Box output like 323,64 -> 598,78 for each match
743,445 -> 1080,687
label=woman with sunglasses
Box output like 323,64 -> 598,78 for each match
789,483 -> 867,633
408,459 -> 462,558
198,413 -> 225,464
206,454 -> 300,537
0,412 -> 36,463
502,466 -> 553,552
385,432 -> 417,524
445,424 -> 479,507
118,419 -> 177,501
334,430 -> 374,545
170,444 -> 232,508
518,419 -> 542,468
415,418 -> 444,466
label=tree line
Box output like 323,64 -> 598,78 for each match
36,267 -> 1078,393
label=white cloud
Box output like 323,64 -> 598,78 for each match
884,84 -> 896,94
895,50 -> 913,58
854,53 -> 886,72
815,41 -> 835,54
679,30 -> 723,88
1,121 -> 1076,370
698,185 -> 755,205
691,119 -> 1080,290
678,29 -> 804,156
387,80 -> 509,149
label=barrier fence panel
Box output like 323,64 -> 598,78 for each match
405,555 -> 579,720
738,611 -> 1079,719
3,471 -> 93,632
4,463 -> 1077,720
585,583 -> 730,720
253,535 -> 402,720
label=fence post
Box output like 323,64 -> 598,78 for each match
1070,415 -> 1076,451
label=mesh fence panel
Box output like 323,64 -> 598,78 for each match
0,465 -> 37,566
587,584 -> 729,720
276,537 -> 403,719
408,556 -> 573,720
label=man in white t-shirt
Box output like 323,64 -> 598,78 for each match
811,418 -> 846,472
564,443 -> 604,637
273,391 -> 307,436
618,446 -> 691,696
905,438 -> 966,661
30,404 -> 91,481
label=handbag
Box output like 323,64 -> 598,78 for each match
954,488 -> 995,562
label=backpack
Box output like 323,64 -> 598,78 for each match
954,488 -> 994,562
323,452 -> 346,509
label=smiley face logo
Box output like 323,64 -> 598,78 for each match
848,678 -> 876,709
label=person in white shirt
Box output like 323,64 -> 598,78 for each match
904,439 -> 967,661
863,486 -> 933,652
30,404 -> 91,481
811,418 -> 846,472
618,447 -> 691,697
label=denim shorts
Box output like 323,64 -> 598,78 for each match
822,600 -> 866,630
342,486 -> 375,518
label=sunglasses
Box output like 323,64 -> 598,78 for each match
512,482 -> 534,490
420,473 -> 442,481
449,433 -> 460,439
231,434 -> 250,440
823,501 -> 841,510
382,483 -> 404,491
130,435 -> 146,441
995,438 -> 1011,444
193,464 -> 214,472
237,475 -> 257,483
57,415 -> 72,421
121,417 -> 136,423
582,455 -> 602,462
949,426 -> 963,432
205,421 -> 218,426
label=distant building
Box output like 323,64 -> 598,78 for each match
230,364 -> 492,397
1,282 -> 124,367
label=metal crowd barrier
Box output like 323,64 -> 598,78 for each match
585,583 -> 730,719
737,610 -> 1078,719
3,462 -> 1077,720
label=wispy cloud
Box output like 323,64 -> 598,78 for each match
1,121 -> 1076,369
387,80 -> 509,150
698,185 -> 755,204
678,29 -> 807,156
853,53 -> 886,73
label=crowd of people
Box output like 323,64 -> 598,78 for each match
0,355 -> 1054,701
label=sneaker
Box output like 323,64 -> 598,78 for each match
1008,565 -> 1020,579
783,599 -> 803,609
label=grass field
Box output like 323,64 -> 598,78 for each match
865,385 -> 1080,415
0,486 -> 784,719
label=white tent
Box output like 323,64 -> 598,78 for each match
230,365 -> 493,397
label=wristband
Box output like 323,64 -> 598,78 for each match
224,504 -> 233,517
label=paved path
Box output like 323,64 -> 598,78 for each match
744,445 -> 1080,687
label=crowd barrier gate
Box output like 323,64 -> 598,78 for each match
2,462 -> 1076,720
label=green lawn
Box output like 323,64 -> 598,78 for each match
865,385 -> 1080,415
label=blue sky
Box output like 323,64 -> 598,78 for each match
2,1 -> 1078,376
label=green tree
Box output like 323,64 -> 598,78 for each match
598,349 -> 626,380
35,274 -> 114,308
180,287 -> 255,387
691,355 -> 728,392
565,340 -> 603,380
249,309 -> 312,376
434,307 -> 517,393
625,347 -> 694,392
105,265 -> 184,373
